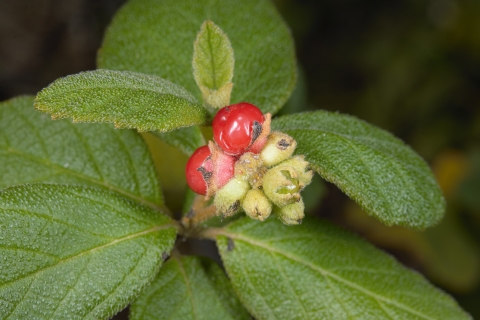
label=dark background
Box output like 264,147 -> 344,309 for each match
1,0 -> 479,318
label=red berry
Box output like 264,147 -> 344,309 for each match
212,102 -> 264,155
185,145 -> 212,195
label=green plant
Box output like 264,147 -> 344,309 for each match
0,0 -> 472,319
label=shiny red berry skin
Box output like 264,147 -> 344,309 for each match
185,145 -> 211,195
212,102 -> 264,155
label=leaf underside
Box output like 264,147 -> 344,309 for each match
0,96 -> 163,209
130,256 -> 249,320
272,111 -> 445,229
216,217 -> 471,320
98,0 -> 297,115
35,69 -> 208,132
0,184 -> 177,320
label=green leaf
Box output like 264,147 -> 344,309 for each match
214,217 -> 470,320
193,20 -> 234,91
35,69 -> 208,132
130,255 -> 249,320
151,126 -> 205,156
98,0 -> 296,115
193,20 -> 234,109
0,96 -> 164,210
200,257 -> 250,319
272,111 -> 445,229
0,184 -> 177,320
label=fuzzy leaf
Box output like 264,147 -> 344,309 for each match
0,96 -> 163,210
151,126 -> 205,156
273,111 -> 445,229
35,69 -> 208,132
130,256 -> 249,320
98,0 -> 296,115
0,184 -> 177,320
193,20 -> 234,91
215,217 -> 470,320
193,20 -> 234,109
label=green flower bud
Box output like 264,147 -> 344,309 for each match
214,177 -> 250,217
260,131 -> 297,167
242,189 -> 272,221
274,198 -> 305,225
280,155 -> 314,189
234,152 -> 266,188
263,165 -> 301,207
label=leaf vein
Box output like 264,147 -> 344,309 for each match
0,207 -> 112,241
0,244 -> 59,260
84,244 -> 150,318
49,255 -> 93,318
270,251 -> 309,319
0,224 -> 173,290
3,147 -> 164,211
176,256 -> 199,320
223,233 -> 436,320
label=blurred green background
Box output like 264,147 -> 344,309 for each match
1,0 -> 479,318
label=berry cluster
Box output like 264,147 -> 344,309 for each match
185,102 -> 313,225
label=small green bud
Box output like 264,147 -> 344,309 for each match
214,177 -> 250,217
260,131 -> 297,167
280,155 -> 314,188
234,152 -> 266,188
263,165 -> 301,207
274,198 -> 305,225
242,189 -> 272,221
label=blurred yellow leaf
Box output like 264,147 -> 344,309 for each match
141,132 -> 189,213
433,150 -> 470,199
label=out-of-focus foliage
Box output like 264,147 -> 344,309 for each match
273,0 -> 480,317
141,132 -> 189,214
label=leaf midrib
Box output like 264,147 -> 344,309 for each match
3,147 -> 165,212
0,223 -> 175,289
38,86 -> 197,106
206,23 -> 219,89
175,257 -> 200,320
219,231 -> 436,320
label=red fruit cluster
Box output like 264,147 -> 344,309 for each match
185,102 -> 268,195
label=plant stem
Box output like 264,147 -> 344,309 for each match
181,194 -> 218,231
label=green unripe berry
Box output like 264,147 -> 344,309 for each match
260,131 -> 297,167
214,177 -> 250,217
242,189 -> 272,221
279,155 -> 314,189
263,165 -> 301,207
274,198 -> 305,225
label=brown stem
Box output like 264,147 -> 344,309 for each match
181,195 -> 218,232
